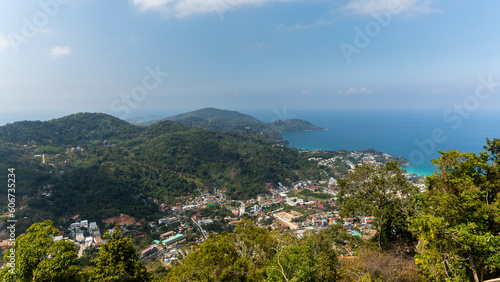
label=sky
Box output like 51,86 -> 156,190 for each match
0,0 -> 499,124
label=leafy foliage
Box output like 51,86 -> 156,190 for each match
0,220 -> 79,282
410,138 -> 500,282
167,221 -> 277,281
338,161 -> 418,249
86,230 -> 152,282
166,221 -> 342,281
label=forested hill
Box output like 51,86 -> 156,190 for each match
140,108 -> 325,143
0,112 -> 142,145
269,119 -> 325,133
0,112 -> 324,230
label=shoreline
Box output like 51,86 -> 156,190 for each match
282,139 -> 433,177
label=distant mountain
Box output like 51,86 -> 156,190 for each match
164,108 -> 262,124
269,119 -> 326,133
140,108 -> 325,143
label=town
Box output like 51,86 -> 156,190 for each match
0,149 -> 425,272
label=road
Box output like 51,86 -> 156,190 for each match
191,217 -> 207,241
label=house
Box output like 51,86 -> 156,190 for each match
94,237 -> 104,245
84,236 -> 94,247
91,230 -> 101,237
75,233 -> 85,242
80,220 -> 89,228
89,222 -> 98,230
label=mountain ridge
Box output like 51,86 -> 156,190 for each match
139,108 -> 325,143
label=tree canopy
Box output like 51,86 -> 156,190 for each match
87,229 -> 152,282
410,138 -> 500,282
338,161 -> 418,248
166,221 -> 342,282
0,220 -> 79,282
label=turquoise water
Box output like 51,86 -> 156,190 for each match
278,110 -> 500,176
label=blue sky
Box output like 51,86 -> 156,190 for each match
0,0 -> 499,124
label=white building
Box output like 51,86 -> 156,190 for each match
286,197 -> 304,207
75,233 -> 85,242
80,220 -> 89,228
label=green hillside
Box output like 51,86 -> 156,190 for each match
141,108 -> 325,143
0,112 -> 324,230
269,118 -> 326,133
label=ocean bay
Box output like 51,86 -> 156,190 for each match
279,110 -> 500,176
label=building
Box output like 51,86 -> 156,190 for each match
140,245 -> 158,259
160,231 -> 175,239
94,237 -> 104,245
89,222 -> 98,230
198,219 -> 214,225
162,234 -> 184,247
84,236 -> 94,247
91,229 -> 101,237
273,211 -> 302,230
159,217 -> 179,225
286,197 -> 304,207
75,233 -> 85,242
240,203 -> 246,215
80,220 -> 89,228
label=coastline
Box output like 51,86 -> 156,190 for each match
403,166 -> 434,177
281,131 -> 434,177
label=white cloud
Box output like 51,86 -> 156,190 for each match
50,46 -> 72,58
132,0 -> 296,18
339,87 -> 374,95
301,89 -> 312,95
0,34 -> 10,52
343,0 -> 438,15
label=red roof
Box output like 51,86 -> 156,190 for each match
140,245 -> 156,254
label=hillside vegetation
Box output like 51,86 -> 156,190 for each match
0,112 -> 324,230
141,108 -> 325,143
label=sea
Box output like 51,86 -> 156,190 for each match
1,108 -> 498,177
258,109 -> 500,176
